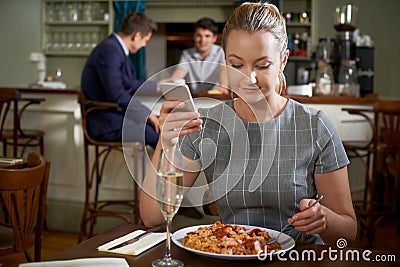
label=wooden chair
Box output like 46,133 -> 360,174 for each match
0,88 -> 45,158
0,88 -> 20,157
78,92 -> 145,242
342,106 -> 375,217
0,151 -> 50,262
344,100 -> 400,247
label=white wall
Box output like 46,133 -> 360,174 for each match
0,0 -> 41,87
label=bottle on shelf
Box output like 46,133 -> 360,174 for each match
315,61 -> 334,96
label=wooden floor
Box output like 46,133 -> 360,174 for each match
1,217 -> 399,267
0,231 -> 79,267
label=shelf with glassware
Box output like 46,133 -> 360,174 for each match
41,0 -> 114,56
45,21 -> 110,26
287,22 -> 311,27
281,0 -> 313,62
43,24 -> 110,56
286,29 -> 312,62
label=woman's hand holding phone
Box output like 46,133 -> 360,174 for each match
159,83 -> 202,147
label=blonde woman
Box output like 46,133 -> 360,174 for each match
140,2 -> 356,245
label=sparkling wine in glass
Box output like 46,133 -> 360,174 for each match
152,148 -> 184,267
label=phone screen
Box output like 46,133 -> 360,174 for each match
160,82 -> 197,112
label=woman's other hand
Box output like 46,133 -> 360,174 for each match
290,198 -> 327,236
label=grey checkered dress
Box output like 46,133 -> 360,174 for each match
179,99 -> 349,243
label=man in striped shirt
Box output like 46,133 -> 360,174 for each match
163,18 -> 229,94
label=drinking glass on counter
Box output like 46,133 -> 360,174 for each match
152,148 -> 184,267
338,60 -> 360,97
315,66 -> 334,96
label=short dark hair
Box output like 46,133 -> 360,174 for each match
194,18 -> 218,35
119,12 -> 157,36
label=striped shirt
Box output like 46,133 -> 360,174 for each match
178,44 -> 225,93
179,98 -> 349,244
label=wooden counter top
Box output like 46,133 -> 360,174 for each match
0,87 -> 378,105
0,87 -> 79,95
286,95 -> 377,105
194,92 -> 378,105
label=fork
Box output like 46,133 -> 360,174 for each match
267,195 -> 324,245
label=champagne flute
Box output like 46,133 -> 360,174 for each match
152,148 -> 184,267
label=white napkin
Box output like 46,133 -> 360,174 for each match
97,230 -> 166,256
37,81 -> 67,89
19,258 -> 129,267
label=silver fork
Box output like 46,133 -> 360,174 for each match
267,195 -> 324,245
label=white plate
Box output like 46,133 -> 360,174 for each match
172,224 -> 295,260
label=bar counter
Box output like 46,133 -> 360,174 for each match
195,91 -> 378,105
1,87 -> 378,104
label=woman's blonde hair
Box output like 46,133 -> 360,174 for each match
222,2 -> 288,61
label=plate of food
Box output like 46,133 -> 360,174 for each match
171,221 -> 295,260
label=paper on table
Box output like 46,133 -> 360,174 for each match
97,230 -> 166,256
19,257 -> 129,267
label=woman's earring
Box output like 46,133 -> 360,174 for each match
280,71 -> 286,95
275,71 -> 286,95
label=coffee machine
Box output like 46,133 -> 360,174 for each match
333,4 -> 360,97
334,5 -> 358,60
333,4 -> 374,97
314,5 -> 374,97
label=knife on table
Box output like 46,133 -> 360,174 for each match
108,226 -> 162,250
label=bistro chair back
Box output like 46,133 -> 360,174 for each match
0,88 -> 45,159
342,105 -> 375,215
0,151 -> 50,262
78,92 -> 145,242
345,100 -> 400,247
0,88 -> 20,157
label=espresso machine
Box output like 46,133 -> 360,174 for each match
333,4 -> 360,97
334,5 -> 358,60
331,4 -> 375,97
314,5 -> 374,97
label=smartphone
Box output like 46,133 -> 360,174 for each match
159,82 -> 197,112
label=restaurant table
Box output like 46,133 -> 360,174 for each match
50,223 -> 395,267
